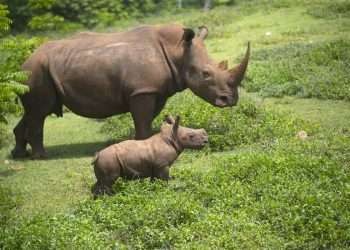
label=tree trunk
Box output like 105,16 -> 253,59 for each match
177,0 -> 182,8
203,0 -> 212,11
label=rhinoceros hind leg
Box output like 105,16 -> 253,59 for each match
91,182 -> 103,199
26,116 -> 47,160
92,181 -> 114,198
11,116 -> 29,158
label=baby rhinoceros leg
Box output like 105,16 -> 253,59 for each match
152,166 -> 170,182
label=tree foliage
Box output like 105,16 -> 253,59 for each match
0,4 -> 41,128
0,4 -> 10,33
2,0 -> 236,31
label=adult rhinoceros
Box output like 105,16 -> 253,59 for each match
12,24 -> 250,159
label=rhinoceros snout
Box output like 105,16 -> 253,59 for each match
199,129 -> 209,145
215,95 -> 236,107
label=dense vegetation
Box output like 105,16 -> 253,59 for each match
0,4 -> 41,144
1,107 -> 349,248
0,0 -> 350,249
245,39 -> 350,100
3,0 -> 233,31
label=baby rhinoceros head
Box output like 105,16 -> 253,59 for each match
162,115 -> 208,150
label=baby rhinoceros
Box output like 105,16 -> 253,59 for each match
92,115 -> 208,196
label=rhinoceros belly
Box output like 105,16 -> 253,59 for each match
50,44 -> 133,118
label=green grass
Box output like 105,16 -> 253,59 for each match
1,0 -> 350,249
1,128 -> 349,249
0,113 -> 111,216
262,96 -> 350,130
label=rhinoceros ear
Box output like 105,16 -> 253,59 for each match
164,115 -> 175,124
182,28 -> 195,43
173,116 -> 180,135
198,26 -> 208,40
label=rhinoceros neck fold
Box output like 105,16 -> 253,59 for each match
159,41 -> 186,93
161,132 -> 183,155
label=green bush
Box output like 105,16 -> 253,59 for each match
0,36 -> 44,122
28,13 -> 64,31
102,92 -> 316,151
244,39 -> 350,100
0,4 -> 11,34
0,5 -> 44,144
307,0 -> 350,19
51,0 -> 173,29
4,0 -> 174,31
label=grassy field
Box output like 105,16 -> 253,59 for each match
1,0 -> 350,249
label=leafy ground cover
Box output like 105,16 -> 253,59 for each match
1,115 -> 349,249
1,0 -> 350,249
245,39 -> 350,100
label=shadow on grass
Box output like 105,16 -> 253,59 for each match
0,169 -> 16,178
45,140 -> 118,160
8,139 -> 125,161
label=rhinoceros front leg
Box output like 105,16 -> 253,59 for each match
154,166 -> 170,181
130,94 -> 157,140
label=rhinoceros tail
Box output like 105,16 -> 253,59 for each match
91,152 -> 99,165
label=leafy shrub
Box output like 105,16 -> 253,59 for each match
0,36 -> 44,122
28,13 -> 64,31
25,0 -> 65,31
102,92 -> 316,151
307,0 -> 350,19
0,4 -> 10,34
5,0 -> 173,30
244,39 -> 350,100
51,0 -> 177,28
0,6 -> 44,144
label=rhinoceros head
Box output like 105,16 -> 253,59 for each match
163,115 -> 208,150
181,26 -> 250,107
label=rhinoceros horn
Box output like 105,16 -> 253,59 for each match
173,116 -> 180,134
229,42 -> 251,86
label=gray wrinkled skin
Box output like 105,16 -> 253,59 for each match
12,24 -> 249,159
92,115 -> 208,196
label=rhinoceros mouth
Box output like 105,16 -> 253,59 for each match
214,95 -> 234,107
192,143 -> 207,149
190,137 -> 208,149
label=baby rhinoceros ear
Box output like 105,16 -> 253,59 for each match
172,116 -> 180,135
182,28 -> 195,43
164,115 -> 175,124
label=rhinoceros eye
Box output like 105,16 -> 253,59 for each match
229,78 -> 237,88
202,70 -> 211,79
188,66 -> 197,76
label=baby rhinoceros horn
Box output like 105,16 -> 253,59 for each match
229,42 -> 251,86
218,60 -> 228,70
